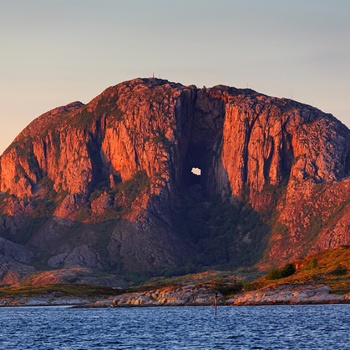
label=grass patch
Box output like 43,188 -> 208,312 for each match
253,246 -> 350,295
0,284 -> 122,298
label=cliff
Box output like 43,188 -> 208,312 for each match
0,77 -> 349,285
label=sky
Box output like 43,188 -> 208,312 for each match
1,0 -> 349,154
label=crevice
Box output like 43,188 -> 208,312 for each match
86,121 -> 109,190
178,89 -> 226,195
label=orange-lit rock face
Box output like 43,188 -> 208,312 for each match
0,77 -> 350,282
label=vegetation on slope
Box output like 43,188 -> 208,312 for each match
1,247 -> 349,302
126,246 -> 350,299
244,246 -> 350,295
0,284 -> 121,298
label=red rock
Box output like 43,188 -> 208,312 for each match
0,78 -> 349,284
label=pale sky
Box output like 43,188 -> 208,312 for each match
1,0 -> 349,155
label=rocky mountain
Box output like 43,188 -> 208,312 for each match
0,77 -> 349,286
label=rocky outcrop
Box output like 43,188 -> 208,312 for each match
0,77 -> 350,284
229,284 -> 350,306
3,283 -> 350,308
0,237 -> 36,285
86,284 -> 350,308
93,284 -> 222,307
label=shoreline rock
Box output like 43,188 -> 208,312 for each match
0,294 -> 102,307
2,283 -> 350,308
228,284 -> 350,306
92,284 -> 221,308
85,283 -> 350,308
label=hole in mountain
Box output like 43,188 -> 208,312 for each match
189,167 -> 201,185
182,143 -> 207,189
191,167 -> 201,176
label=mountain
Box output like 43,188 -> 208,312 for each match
0,77 -> 349,286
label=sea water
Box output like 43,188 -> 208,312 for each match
0,305 -> 349,349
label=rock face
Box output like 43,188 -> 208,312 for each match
228,284 -> 350,306
96,284 -> 221,307
0,77 -> 350,285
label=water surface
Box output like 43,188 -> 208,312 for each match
1,305 -> 349,349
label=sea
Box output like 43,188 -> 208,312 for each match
1,304 -> 349,349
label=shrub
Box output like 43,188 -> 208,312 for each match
216,282 -> 243,296
267,268 -> 283,280
243,282 -> 256,292
267,263 -> 296,280
281,263 -> 296,278
328,265 -> 348,276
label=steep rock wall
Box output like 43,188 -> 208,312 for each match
0,77 -> 349,283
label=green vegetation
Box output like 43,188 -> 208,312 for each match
2,247 -> 349,302
117,170 -> 150,205
4,136 -> 34,157
74,107 -> 96,128
74,92 -> 124,129
0,284 -> 121,298
76,170 -> 150,223
242,282 -> 256,292
280,262 -> 297,277
305,257 -> 318,270
254,246 -> 350,295
328,264 -> 348,276
127,270 -> 244,295
267,263 -> 296,280
213,281 -> 243,296
266,268 -> 282,280
28,177 -> 58,219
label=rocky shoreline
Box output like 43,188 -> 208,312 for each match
1,283 -> 350,308
92,284 -> 219,308
91,284 -> 350,308
0,294 -> 98,307
228,284 -> 350,306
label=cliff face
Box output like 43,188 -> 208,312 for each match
0,78 -> 349,285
